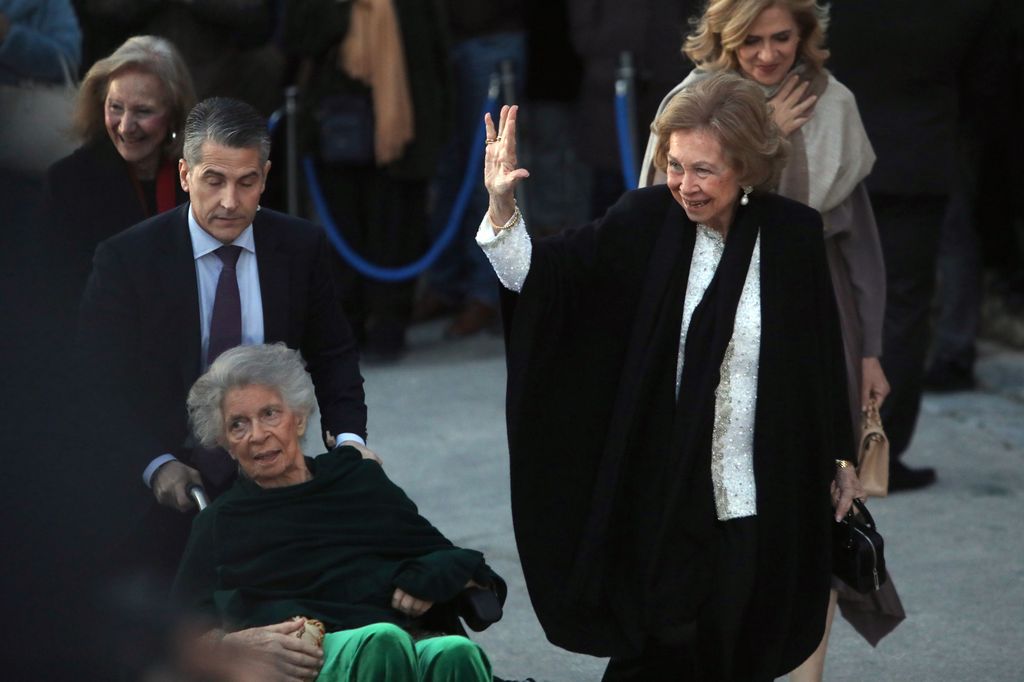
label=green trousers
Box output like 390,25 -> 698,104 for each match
316,623 -> 492,681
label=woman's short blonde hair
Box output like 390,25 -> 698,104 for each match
684,0 -> 830,75
71,35 -> 196,159
651,72 -> 789,190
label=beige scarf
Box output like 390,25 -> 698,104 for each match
639,66 -> 875,223
337,0 -> 415,165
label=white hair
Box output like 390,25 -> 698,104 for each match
187,343 -> 316,447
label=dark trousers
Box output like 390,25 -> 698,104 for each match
932,184 -> 981,370
871,194 -> 947,459
316,162 -> 427,339
602,517 -> 766,682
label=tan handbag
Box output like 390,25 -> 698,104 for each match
857,399 -> 889,497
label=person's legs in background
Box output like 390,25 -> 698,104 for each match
421,32 -> 525,338
872,193 -> 946,490
926,184 -> 981,391
315,161 -> 423,361
363,174 -> 428,360
315,161 -> 373,345
521,101 -> 592,238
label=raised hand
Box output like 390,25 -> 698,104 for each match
768,74 -> 817,136
483,105 -> 530,230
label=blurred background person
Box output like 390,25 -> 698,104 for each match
0,0 -> 80,85
286,0 -> 451,361
0,0 -> 82,283
827,0 -> 1005,491
518,0 -> 588,238
70,0 -> 290,208
926,0 -> 1017,392
0,1 -> 84,677
567,0 -> 699,219
45,35 -> 196,318
71,0 -> 282,115
414,0 -> 524,339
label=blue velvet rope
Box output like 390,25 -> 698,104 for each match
304,91 -> 501,282
268,107 -> 284,135
614,85 -> 638,191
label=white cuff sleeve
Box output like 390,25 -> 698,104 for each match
476,212 -> 531,293
336,433 -> 365,447
143,454 -> 178,488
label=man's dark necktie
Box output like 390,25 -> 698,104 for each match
208,245 -> 243,365
198,245 -> 244,494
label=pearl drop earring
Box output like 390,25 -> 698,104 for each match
740,185 -> 752,206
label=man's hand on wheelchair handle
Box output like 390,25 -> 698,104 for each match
152,460 -> 204,512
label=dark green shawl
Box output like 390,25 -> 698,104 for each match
172,447 -> 504,633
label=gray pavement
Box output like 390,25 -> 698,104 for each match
360,324 -> 1024,682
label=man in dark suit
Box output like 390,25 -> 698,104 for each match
78,97 -> 370,581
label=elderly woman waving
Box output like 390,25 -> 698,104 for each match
638,3 -> 905,678
478,73 -> 861,681
173,343 -> 503,681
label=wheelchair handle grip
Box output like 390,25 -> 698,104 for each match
188,484 -> 209,511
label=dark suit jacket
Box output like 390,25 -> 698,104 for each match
826,0 -> 1006,197
78,203 -> 367,510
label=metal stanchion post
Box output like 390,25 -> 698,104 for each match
285,86 -> 299,216
500,59 -> 517,106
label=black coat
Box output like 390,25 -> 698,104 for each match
501,187 -> 850,676
77,204 -> 367,517
45,136 -> 188,313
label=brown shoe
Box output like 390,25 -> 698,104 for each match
412,291 -> 459,323
445,300 -> 497,338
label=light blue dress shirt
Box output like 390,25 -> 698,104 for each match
143,204 -> 364,487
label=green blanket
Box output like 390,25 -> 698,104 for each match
172,447 -> 504,633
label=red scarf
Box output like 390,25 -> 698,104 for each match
130,158 -> 178,216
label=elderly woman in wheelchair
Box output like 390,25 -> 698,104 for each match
172,343 -> 503,682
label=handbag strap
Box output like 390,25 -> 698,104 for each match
846,498 -> 877,530
860,398 -> 887,445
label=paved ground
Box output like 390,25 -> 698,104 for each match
357,323 -> 1023,682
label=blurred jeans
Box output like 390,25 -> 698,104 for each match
931,179 -> 981,371
426,31 -> 525,307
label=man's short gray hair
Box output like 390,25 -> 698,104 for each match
188,343 -> 317,448
182,96 -> 271,167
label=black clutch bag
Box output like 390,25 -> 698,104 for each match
457,587 -> 503,632
832,498 -> 888,593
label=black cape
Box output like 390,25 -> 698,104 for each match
501,186 -> 851,677
172,447 -> 506,635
